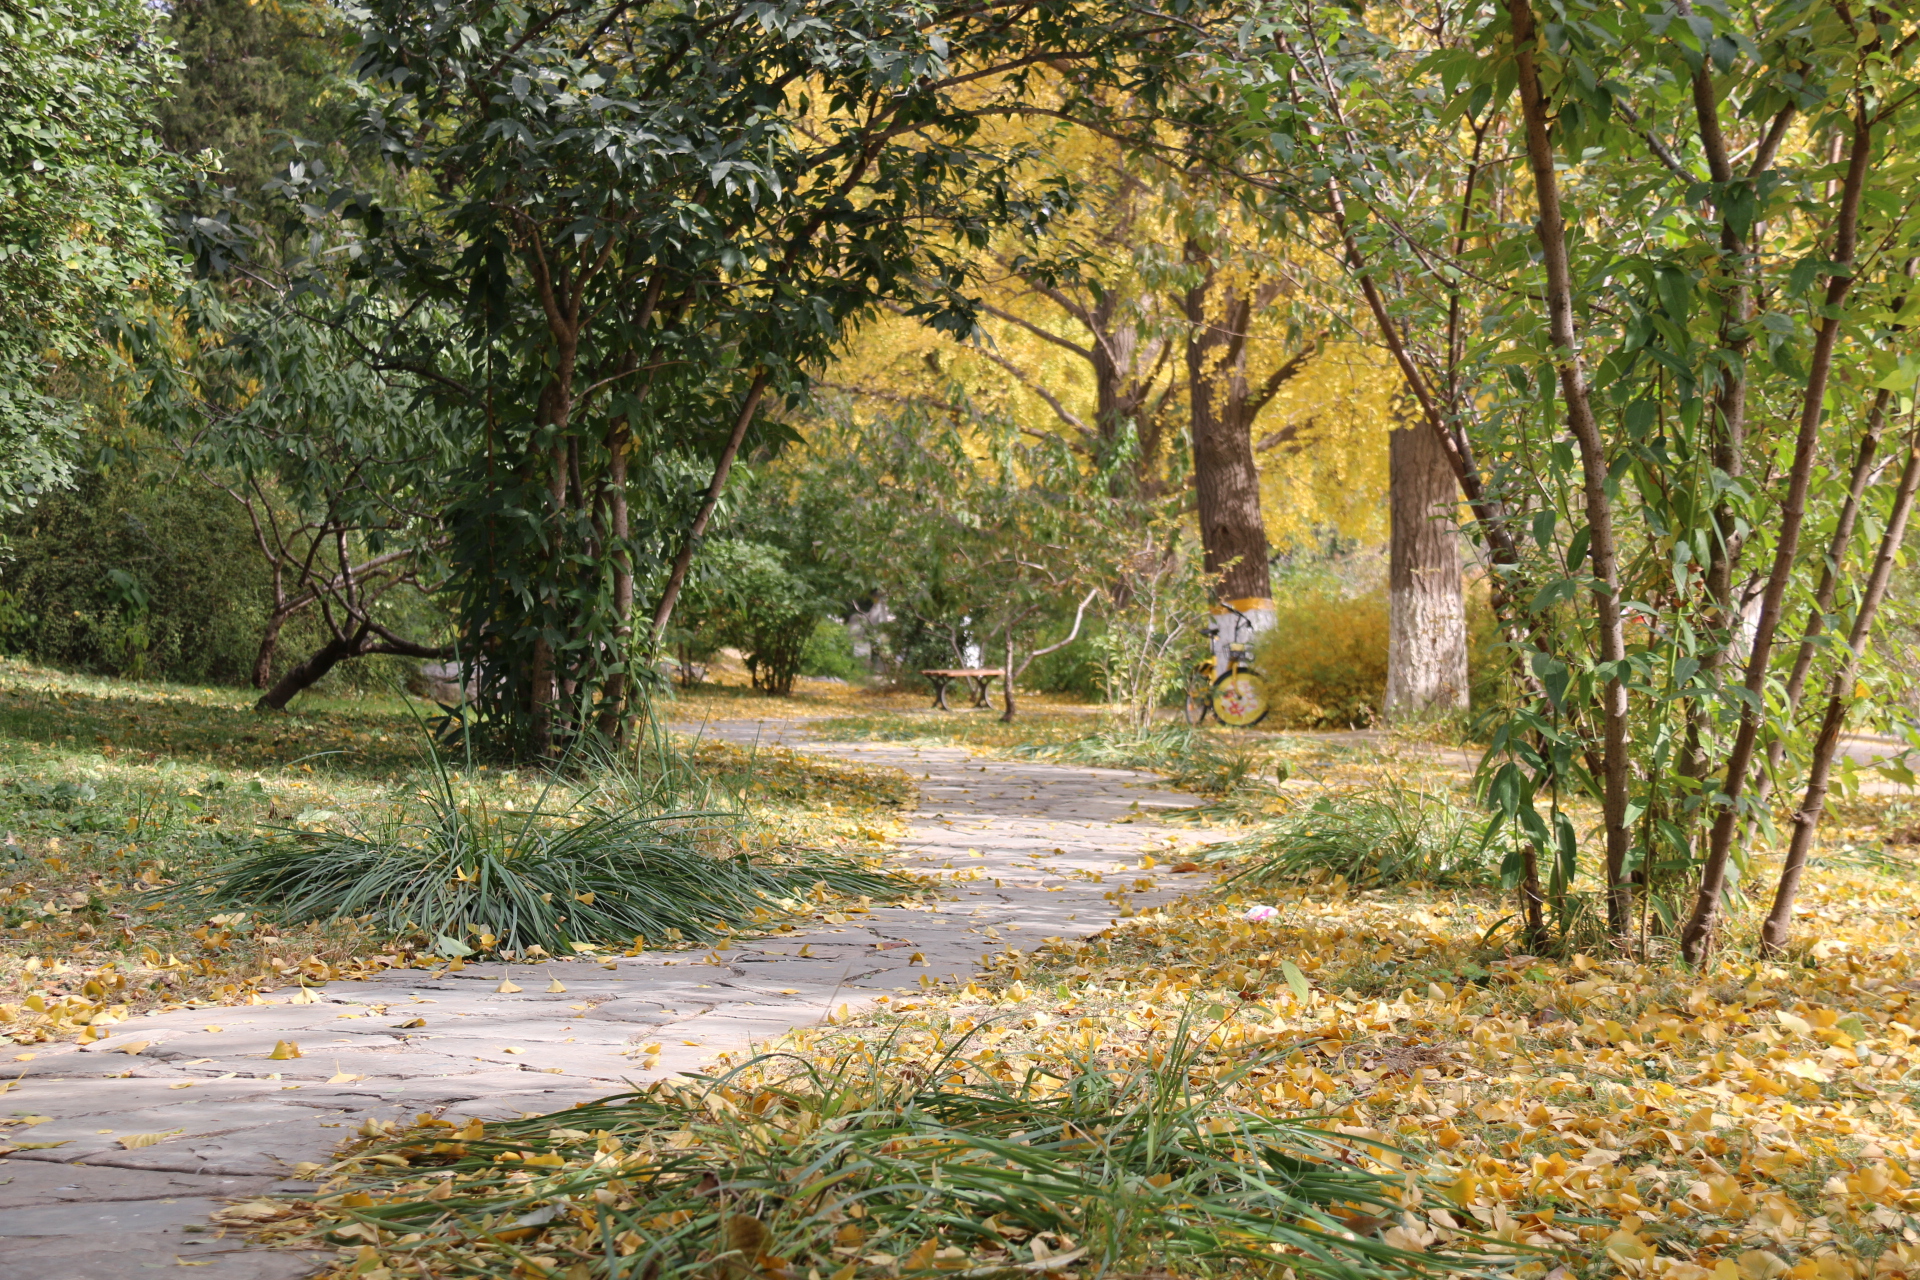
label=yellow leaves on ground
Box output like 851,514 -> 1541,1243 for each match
267,1039 -> 301,1060
746,856 -> 1920,1280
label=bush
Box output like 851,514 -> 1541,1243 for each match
1254,588 -> 1390,728
798,619 -> 865,682
1219,785 -> 1494,889
0,466 -> 273,684
0,462 -> 447,697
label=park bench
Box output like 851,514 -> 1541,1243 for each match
920,667 -> 1002,710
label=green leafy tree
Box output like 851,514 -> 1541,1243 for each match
124,285 -> 468,707
253,0 -> 1218,759
1209,0 -> 1920,958
0,0 -> 175,514
156,0 -> 356,193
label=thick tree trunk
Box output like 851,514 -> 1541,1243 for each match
1183,248 -> 1275,670
1385,416 -> 1467,717
1186,342 -> 1271,602
256,629 -> 367,711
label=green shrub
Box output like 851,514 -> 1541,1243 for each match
0,463 -> 448,697
798,618 -> 865,682
0,466 -> 272,684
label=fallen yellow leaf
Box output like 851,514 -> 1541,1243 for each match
267,1040 -> 302,1060
118,1132 -> 176,1149
496,978 -> 522,993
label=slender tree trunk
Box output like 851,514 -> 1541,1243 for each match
1385,415 -> 1468,717
1682,107 -> 1874,963
1000,630 -> 1018,724
1509,0 -> 1633,940
528,352 -> 576,760
650,371 -> 772,643
1519,842 -> 1548,953
1761,431 -> 1920,954
253,611 -> 287,690
595,420 -> 635,746
1753,390 -> 1892,809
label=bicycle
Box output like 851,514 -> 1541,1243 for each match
1183,638 -> 1271,728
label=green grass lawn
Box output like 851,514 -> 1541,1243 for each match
0,659 -> 913,1047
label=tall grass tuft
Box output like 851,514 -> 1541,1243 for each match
198,730 -> 906,955
292,1017 -> 1497,1280
1220,785 -> 1493,889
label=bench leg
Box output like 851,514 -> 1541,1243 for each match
930,677 -> 951,711
968,678 -> 991,708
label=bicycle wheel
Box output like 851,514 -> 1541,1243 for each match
1212,666 -> 1270,728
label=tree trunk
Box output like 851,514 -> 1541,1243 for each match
1184,247 -> 1274,668
1000,630 -> 1018,723
1753,389 -> 1892,812
253,611 -> 287,690
595,420 -> 635,746
1510,0 -> 1634,940
528,362 -> 575,761
1385,415 -> 1467,717
1760,433 -> 1920,955
1682,106 -> 1875,963
651,371 -> 772,642
256,629 -> 367,711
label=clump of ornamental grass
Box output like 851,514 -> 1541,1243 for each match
192,771 -> 905,957
1220,784 -> 1493,890
276,1016 -> 1499,1280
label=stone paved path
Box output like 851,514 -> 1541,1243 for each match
0,718 -> 1220,1280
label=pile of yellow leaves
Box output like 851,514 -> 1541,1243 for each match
741,861 -> 1920,1280
0,948 -> 413,1047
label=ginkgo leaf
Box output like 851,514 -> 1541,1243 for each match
118,1132 -> 177,1149
267,1040 -> 302,1060
546,978 -> 567,992
496,978 -> 522,993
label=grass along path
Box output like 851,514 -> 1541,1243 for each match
286,720 -> 1920,1280
0,711 -> 1221,1279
